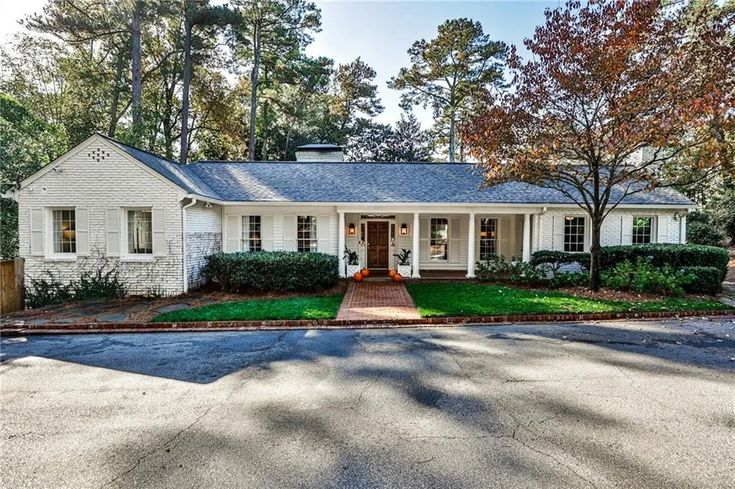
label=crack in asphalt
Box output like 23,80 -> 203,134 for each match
429,338 -> 599,489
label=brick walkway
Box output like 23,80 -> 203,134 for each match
336,281 -> 421,321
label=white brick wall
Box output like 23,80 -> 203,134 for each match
185,202 -> 221,288
17,137 -> 185,296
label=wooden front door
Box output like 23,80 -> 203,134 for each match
367,221 -> 390,269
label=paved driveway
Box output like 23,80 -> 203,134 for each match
1,318 -> 734,488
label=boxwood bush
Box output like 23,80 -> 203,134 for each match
203,251 -> 339,292
599,244 -> 729,281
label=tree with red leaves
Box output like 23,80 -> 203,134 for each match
463,0 -> 734,290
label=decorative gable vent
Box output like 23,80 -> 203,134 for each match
88,148 -> 111,162
295,143 -> 344,162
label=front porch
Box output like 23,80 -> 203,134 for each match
337,208 -> 536,278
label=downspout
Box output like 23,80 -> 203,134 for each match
182,198 -> 197,293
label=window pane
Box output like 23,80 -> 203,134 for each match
297,216 -> 317,252
53,209 -> 76,253
249,216 -> 262,251
128,210 -> 152,254
632,216 -> 652,244
479,218 -> 497,260
564,216 -> 585,252
430,218 -> 448,261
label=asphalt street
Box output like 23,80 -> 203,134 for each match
1,317 -> 734,488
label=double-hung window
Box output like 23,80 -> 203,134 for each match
52,209 -> 76,254
297,216 -> 317,252
430,218 -> 449,261
564,216 -> 585,252
479,218 -> 497,260
127,210 -> 153,254
241,216 -> 262,251
632,216 -> 653,244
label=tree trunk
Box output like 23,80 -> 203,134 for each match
588,215 -> 603,291
261,98 -> 269,160
261,67 -> 269,160
248,24 -> 261,161
108,46 -> 127,137
131,0 -> 142,144
179,9 -> 193,164
448,112 -> 456,163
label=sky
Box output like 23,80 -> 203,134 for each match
0,0 -> 557,127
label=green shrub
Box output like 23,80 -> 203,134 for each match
679,266 -> 722,295
686,220 -> 724,247
601,258 -> 693,296
25,274 -> 74,308
529,250 -> 590,270
74,268 -> 127,301
25,267 -> 127,308
548,271 -> 589,289
476,255 -> 545,285
599,244 -> 729,281
203,251 -> 339,292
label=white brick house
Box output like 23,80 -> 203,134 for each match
7,134 -> 694,295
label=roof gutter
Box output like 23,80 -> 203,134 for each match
184,194 -> 694,209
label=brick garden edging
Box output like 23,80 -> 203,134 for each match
1,309 -> 733,335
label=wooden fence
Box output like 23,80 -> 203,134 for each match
0,258 -> 24,315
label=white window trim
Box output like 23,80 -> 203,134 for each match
632,215 -> 657,244
429,217 -> 450,262
478,217 -> 498,260
563,215 -> 588,253
297,215 -> 318,253
241,215 -> 262,252
121,207 -> 154,261
46,207 -> 77,260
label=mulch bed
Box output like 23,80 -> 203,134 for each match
3,282 -> 348,324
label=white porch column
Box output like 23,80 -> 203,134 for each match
338,211 -> 346,277
680,215 -> 687,243
466,212 -> 476,278
412,212 -> 421,278
522,213 -> 532,262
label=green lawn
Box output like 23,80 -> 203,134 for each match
153,294 -> 344,322
406,282 -> 732,318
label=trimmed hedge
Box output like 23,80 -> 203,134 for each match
529,244 -> 729,293
680,266 -> 723,295
203,251 -> 339,292
599,244 -> 729,281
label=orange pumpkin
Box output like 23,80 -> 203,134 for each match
360,268 -> 370,277
353,272 -> 364,282
392,273 -> 403,283
388,269 -> 397,278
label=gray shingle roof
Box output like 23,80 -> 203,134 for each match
102,136 -> 693,206
186,161 -> 692,205
100,134 -> 219,199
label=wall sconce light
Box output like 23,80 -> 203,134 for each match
348,223 -> 356,235
400,223 -> 408,236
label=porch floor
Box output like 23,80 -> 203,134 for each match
360,270 -> 469,281
336,282 -> 420,321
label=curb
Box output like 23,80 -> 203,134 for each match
2,309 -> 734,336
